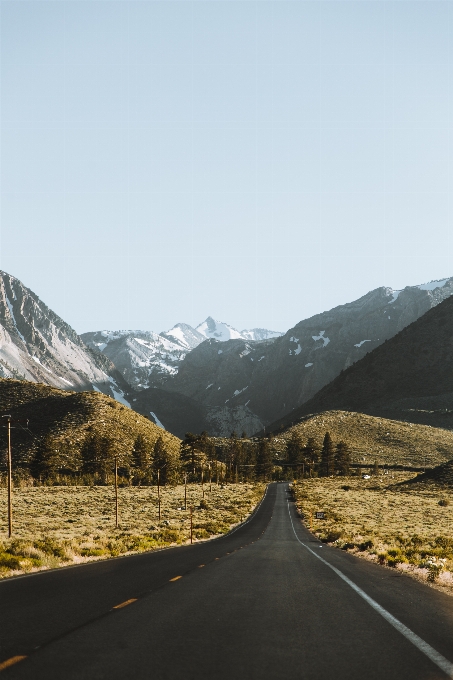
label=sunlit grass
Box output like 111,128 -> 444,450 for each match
0,483 -> 264,578
293,474 -> 453,591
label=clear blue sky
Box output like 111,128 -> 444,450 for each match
1,1 -> 452,334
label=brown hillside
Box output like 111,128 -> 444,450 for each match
402,459 -> 453,487
279,410 -> 453,468
0,379 -> 180,471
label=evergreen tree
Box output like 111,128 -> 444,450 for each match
81,434 -> 114,482
256,438 -> 273,481
152,436 -> 179,485
320,432 -> 335,477
335,441 -> 350,476
30,434 -> 59,480
305,437 -> 320,477
286,431 -> 304,478
132,434 -> 151,484
180,433 -> 201,476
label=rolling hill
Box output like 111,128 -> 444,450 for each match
0,379 -> 180,473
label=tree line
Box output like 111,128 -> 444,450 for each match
17,429 -> 351,485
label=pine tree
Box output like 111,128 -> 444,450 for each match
335,441 -> 350,476
305,437 -> 320,477
30,434 -> 59,480
256,438 -> 273,481
320,432 -> 335,477
81,434 -> 114,482
132,434 -> 151,484
286,431 -> 304,478
152,436 -> 179,485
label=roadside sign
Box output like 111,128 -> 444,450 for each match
315,511 -> 325,520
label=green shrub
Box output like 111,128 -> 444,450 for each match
358,540 -> 374,551
34,537 -> 68,560
80,548 -> 107,557
193,528 -> 210,539
0,553 -> 22,570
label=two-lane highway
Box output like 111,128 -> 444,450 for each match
1,483 -> 453,679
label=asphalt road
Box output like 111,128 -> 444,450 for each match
1,483 -> 453,679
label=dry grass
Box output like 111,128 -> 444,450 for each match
293,474 -> 453,592
0,482 -> 264,578
282,410 -> 453,468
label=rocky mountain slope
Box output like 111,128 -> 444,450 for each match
153,279 -> 453,435
82,318 -> 282,391
267,292 -> 453,433
0,272 -> 129,401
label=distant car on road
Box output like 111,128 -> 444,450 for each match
362,474 -> 371,479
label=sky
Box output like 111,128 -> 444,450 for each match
1,1 -> 453,335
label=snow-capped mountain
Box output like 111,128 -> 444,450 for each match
156,278 -> 453,435
0,271 -> 129,402
195,317 -> 282,343
83,319 -> 282,390
160,323 -> 206,350
81,329 -> 191,390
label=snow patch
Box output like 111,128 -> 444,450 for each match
418,278 -> 449,291
5,296 -> 26,343
305,363 -> 313,368
206,383 -> 213,389
289,336 -> 300,343
218,350 -> 223,355
58,377 -> 74,386
258,356 -> 265,362
354,340 -> 371,348
150,411 -> 165,430
233,386 -> 248,397
294,344 -> 302,355
108,377 -> 130,407
312,331 -> 330,347
388,289 -> 401,304
196,317 -> 243,342
31,356 -> 53,374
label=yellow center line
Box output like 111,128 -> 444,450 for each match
113,598 -> 137,609
169,576 -> 182,581
198,564 -> 205,568
0,656 -> 27,672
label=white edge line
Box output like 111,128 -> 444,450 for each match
287,498 -> 453,679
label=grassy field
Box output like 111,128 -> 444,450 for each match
293,474 -> 453,592
0,482 -> 264,578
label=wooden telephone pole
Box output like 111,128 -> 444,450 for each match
2,415 -> 29,538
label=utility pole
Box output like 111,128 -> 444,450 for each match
209,464 -> 212,493
157,469 -> 161,521
1,415 -> 27,538
114,456 -> 119,528
201,465 -> 204,498
184,473 -> 187,510
190,506 -> 193,544
6,416 -> 12,538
